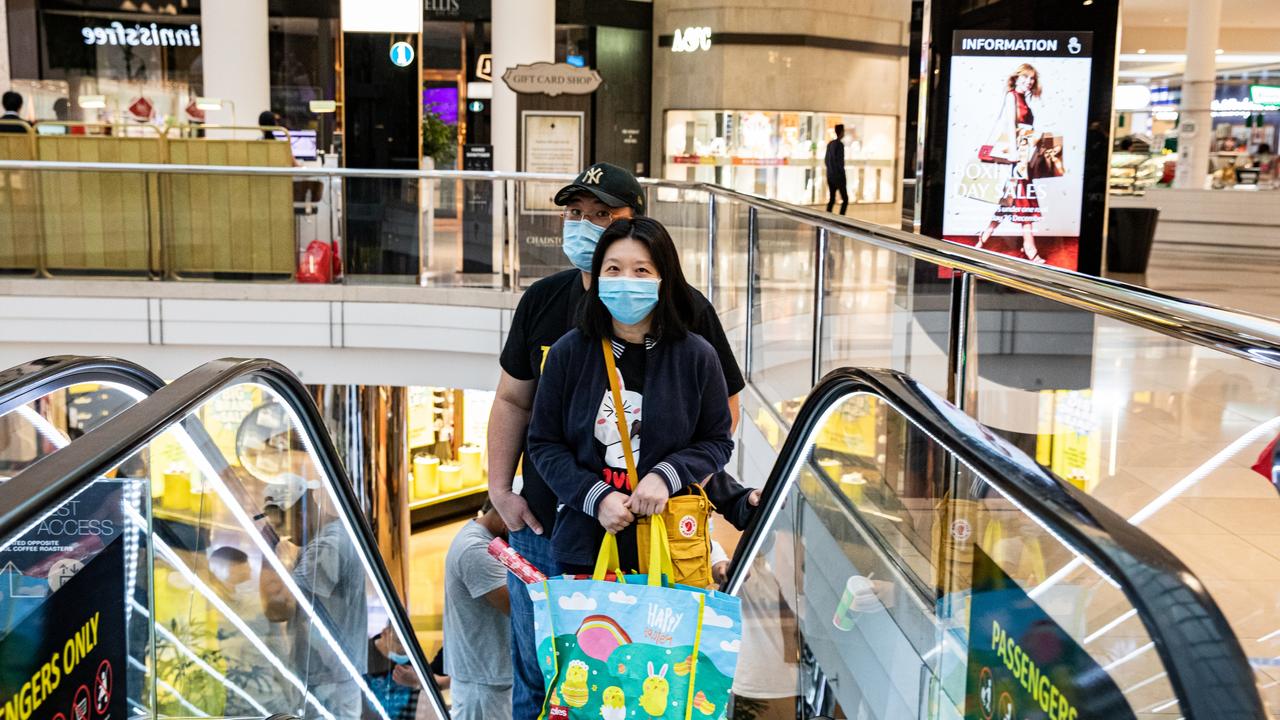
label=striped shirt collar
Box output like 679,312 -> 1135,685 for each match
610,336 -> 658,358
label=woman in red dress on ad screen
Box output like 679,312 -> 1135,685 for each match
975,63 -> 1050,264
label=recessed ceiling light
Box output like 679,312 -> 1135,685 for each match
1082,0 -> 1093,5
1137,48 -> 1147,54
1216,48 -> 1225,55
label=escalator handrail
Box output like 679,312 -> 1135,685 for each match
0,357 -> 448,719
726,367 -> 1264,720
0,355 -> 164,416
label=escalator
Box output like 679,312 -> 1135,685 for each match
0,358 -> 448,720
0,358 -> 1264,719
0,356 -> 163,480
725,368 -> 1263,719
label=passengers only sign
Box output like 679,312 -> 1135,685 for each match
0,538 -> 126,720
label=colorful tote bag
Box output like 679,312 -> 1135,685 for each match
531,521 -> 742,720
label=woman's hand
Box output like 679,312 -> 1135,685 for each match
597,492 -> 635,534
627,473 -> 671,516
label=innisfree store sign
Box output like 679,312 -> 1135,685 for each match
80,21 -> 202,47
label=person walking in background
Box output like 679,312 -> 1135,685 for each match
0,91 -> 30,133
486,161 -> 745,719
825,124 -> 849,215
443,500 -> 512,719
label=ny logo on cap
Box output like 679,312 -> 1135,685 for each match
584,166 -> 604,184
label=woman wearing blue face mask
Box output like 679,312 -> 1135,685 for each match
526,217 -> 734,573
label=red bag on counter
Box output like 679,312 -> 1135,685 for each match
297,240 -> 342,283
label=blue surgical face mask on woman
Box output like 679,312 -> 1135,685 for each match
598,277 -> 660,325
562,219 -> 607,272
387,651 -> 411,666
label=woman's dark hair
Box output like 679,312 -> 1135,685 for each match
579,216 -> 695,342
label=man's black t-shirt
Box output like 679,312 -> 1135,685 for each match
499,268 -> 745,532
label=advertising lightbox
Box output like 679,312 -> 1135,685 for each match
942,31 -> 1094,271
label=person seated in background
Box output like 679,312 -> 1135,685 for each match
527,216 -> 734,575
443,500 -> 512,719
208,546 -> 288,718
0,91 -> 30,132
363,625 -> 450,720
259,110 -> 282,139
1253,143 -> 1276,181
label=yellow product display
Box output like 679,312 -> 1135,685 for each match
982,516 -> 1046,587
439,465 -> 463,493
840,471 -> 867,504
413,456 -> 441,499
814,396 -> 879,461
459,446 -> 484,486
163,472 -> 193,512
1035,389 -> 1101,492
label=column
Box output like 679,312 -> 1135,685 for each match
312,384 -> 411,600
491,0 -> 554,171
200,0 -> 270,135
0,0 -> 10,90
1173,0 -> 1222,189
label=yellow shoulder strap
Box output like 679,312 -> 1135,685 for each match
602,339 -> 640,491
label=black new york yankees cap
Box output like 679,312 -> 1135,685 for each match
554,162 -> 646,215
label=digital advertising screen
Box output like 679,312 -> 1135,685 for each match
942,31 -> 1093,271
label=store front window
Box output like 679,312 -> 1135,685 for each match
20,8 -> 204,130
663,109 -> 898,205
1113,80 -> 1280,193
407,386 -> 493,510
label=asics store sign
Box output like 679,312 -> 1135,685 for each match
81,22 -> 201,47
672,27 -> 712,53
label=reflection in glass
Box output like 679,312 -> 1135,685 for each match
9,380 -> 445,720
738,388 -> 1187,718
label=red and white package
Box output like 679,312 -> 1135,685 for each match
487,536 -> 548,584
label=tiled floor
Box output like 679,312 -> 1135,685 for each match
1117,245 -> 1280,318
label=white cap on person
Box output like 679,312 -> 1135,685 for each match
262,472 -> 319,511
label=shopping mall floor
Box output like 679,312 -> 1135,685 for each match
1117,244 -> 1280,317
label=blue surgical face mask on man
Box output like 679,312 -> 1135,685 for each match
598,277 -> 660,325
562,219 -> 607,273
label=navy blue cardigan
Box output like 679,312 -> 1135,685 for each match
527,328 -> 734,566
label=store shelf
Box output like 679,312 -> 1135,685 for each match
409,484 -> 487,526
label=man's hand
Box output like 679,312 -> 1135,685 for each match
712,560 -> 730,586
491,489 -> 543,535
392,664 -> 421,689
275,538 -> 301,569
748,489 -> 762,506
597,492 -> 635,534
626,474 -> 671,516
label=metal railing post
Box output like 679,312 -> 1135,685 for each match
811,227 -> 828,387
706,192 -> 717,303
946,271 -> 977,414
744,206 -> 759,382
507,179 -> 520,289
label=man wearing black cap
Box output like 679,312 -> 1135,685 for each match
486,162 -> 746,717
